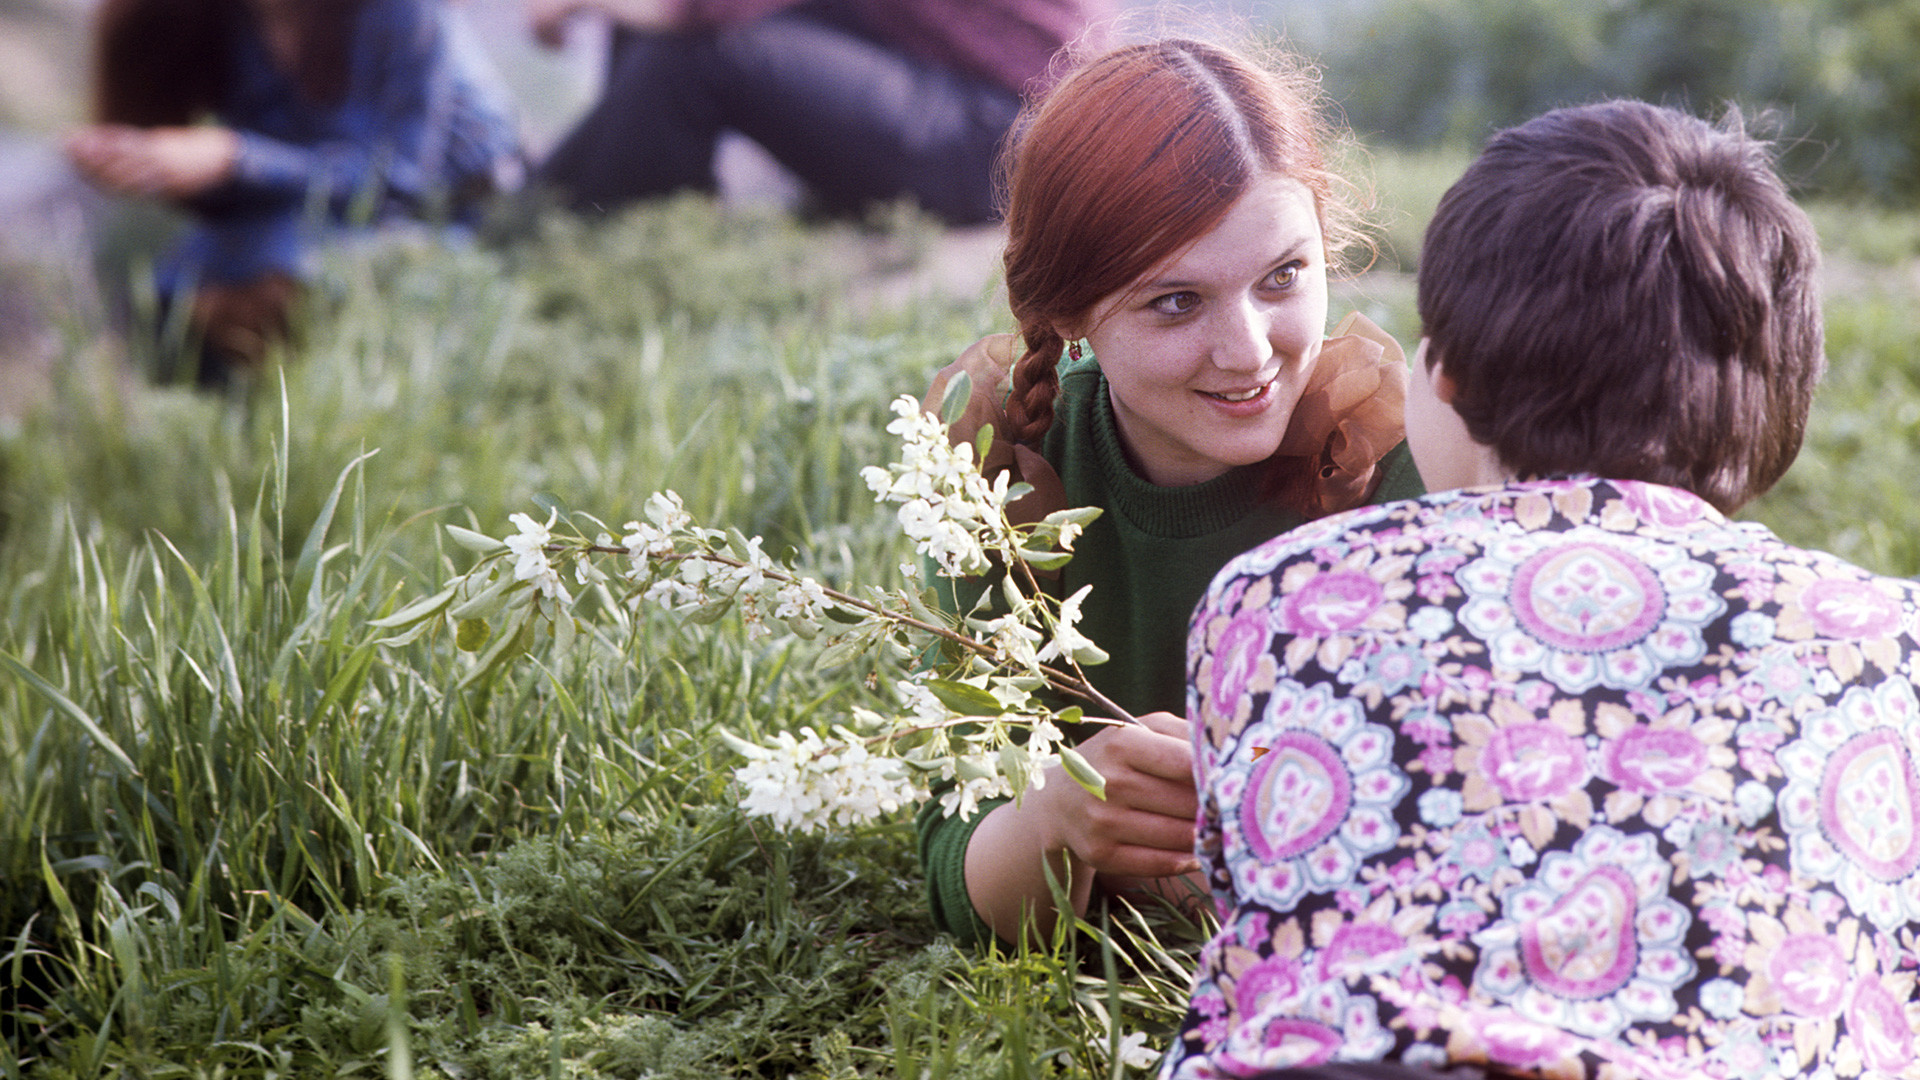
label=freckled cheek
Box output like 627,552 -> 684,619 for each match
1269,310 -> 1324,363
1121,340 -> 1215,392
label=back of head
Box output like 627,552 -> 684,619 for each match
93,0 -> 366,125
1416,99 -> 1824,513
999,37 -> 1358,444
94,0 -> 238,125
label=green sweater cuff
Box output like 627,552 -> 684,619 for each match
916,794 -> 1012,949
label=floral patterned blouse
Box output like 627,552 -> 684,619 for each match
1166,477 -> 1920,1080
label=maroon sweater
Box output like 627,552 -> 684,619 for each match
664,0 -> 1110,95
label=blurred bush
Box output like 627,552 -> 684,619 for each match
1293,0 -> 1920,205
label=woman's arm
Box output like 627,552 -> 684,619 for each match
66,124 -> 239,200
962,710 -> 1202,944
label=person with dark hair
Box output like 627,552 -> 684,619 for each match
915,37 -> 1423,949
1171,101 -> 1920,1079
525,0 -> 1105,224
66,0 -> 522,380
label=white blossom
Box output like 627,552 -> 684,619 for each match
1115,1031 -> 1160,1070
896,678 -> 951,725
773,576 -> 831,623
1036,584 -> 1107,666
972,613 -> 1043,670
732,728 -> 917,831
505,511 -> 572,604
644,490 -> 692,532
936,769 -> 1013,821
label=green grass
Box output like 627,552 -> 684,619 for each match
2,159 -> 1917,1077
0,195 -> 1199,1077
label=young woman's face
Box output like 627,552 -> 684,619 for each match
1072,174 -> 1329,487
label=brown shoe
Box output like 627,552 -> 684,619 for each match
190,271 -> 301,377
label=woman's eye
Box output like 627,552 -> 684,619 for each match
1149,292 -> 1200,316
1265,262 -> 1304,290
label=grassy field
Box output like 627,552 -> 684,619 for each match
2,155 -> 1917,1077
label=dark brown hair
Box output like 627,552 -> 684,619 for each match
1416,99 -> 1824,513
998,37 -> 1363,446
93,0 -> 366,125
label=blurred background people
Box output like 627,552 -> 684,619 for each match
526,0 -> 1109,224
67,0 -> 523,383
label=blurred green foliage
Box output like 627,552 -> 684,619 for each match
1296,0 -> 1920,206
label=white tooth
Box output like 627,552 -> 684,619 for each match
1215,388 -> 1259,402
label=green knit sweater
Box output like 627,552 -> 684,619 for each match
914,348 -> 1424,946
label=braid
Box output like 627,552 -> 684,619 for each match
1005,327 -> 1064,446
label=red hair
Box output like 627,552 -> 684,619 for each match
999,38 -> 1361,445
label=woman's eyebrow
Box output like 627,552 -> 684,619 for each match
1136,236 -> 1316,292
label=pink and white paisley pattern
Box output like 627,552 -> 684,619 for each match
1168,478 -> 1920,1080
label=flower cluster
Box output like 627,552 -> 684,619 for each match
724,726 -> 919,832
860,395 -> 1013,576
382,394 -> 1126,833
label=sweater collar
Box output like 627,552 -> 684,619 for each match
1087,373 -> 1274,539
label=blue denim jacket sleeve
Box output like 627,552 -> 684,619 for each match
203,0 -> 521,221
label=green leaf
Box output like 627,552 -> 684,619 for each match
953,756 -> 998,783
293,450 -> 377,615
685,596 -> 734,625
939,370 -> 972,427
997,743 -> 1029,790
373,619 -> 439,648
718,730 -> 762,758
822,602 -> 865,625
458,607 -> 536,689
974,422 -> 995,462
444,524 -> 506,554
1,651 -> 138,776
1041,505 -> 1104,529
368,583 -> 460,628
1059,744 -> 1107,801
924,679 -> 1004,716
314,642 -> 377,720
1071,640 -> 1110,667
814,633 -> 871,671
455,618 -> 492,652
447,574 -> 516,621
1014,548 -> 1073,571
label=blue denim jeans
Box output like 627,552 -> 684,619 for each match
536,4 -> 1020,224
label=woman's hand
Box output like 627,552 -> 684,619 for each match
962,711 -> 1201,943
1035,711 -> 1199,877
526,0 -> 590,47
527,0 -> 675,46
67,125 -> 239,201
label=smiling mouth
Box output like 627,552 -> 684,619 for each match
1202,382 -> 1271,403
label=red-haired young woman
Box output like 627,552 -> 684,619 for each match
916,37 -> 1423,949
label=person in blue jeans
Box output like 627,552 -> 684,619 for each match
68,0 -> 522,382
526,0 -> 1106,223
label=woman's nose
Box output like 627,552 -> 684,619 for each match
1210,300 -> 1274,372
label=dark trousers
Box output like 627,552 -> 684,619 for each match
535,4 -> 1021,224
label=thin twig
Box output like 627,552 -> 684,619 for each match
577,542 -> 1140,724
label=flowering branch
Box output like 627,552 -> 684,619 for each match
376,394 -> 1131,831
